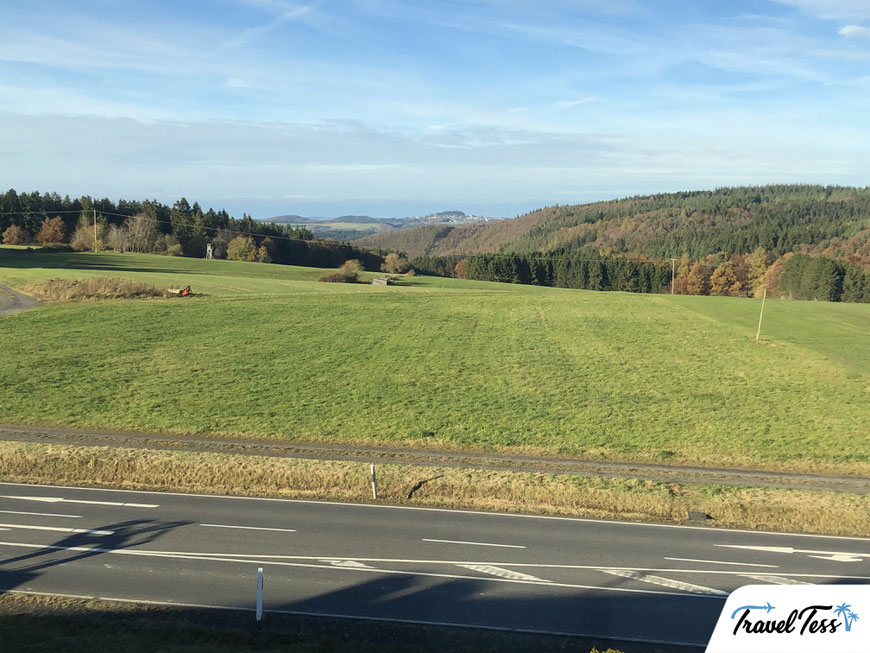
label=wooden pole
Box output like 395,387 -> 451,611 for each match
93,208 -> 97,252
755,288 -> 767,343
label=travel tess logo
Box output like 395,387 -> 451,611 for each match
706,585 -> 867,653
731,601 -> 859,636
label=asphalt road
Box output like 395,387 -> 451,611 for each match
1,482 -> 869,649
0,284 -> 37,316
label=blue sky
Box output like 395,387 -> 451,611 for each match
1,0 -> 869,218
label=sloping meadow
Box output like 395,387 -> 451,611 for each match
1,250 -> 868,474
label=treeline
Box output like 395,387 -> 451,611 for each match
415,251 -> 670,293
0,189 -> 386,270
778,253 -> 870,302
414,248 -> 870,303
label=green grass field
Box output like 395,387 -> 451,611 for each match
2,249 -> 868,473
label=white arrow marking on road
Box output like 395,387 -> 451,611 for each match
598,569 -> 728,596
0,522 -> 114,536
664,557 -> 778,568
716,544 -> 869,563
323,560 -> 373,569
0,510 -> 82,519
0,495 -> 157,508
739,574 -> 810,585
459,564 -> 549,582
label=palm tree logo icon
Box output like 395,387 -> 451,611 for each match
835,603 -> 859,632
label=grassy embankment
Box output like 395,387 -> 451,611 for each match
1,249 -> 868,534
2,441 -> 869,535
0,593 -> 626,653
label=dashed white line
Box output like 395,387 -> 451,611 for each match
664,557 -> 778,568
459,564 -> 548,582
598,569 -> 728,596
200,524 -> 297,533
0,509 -> 82,519
5,482 -> 870,543
0,522 -> 114,536
422,538 -> 525,549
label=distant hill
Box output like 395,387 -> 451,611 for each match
261,210 -> 501,241
357,185 -> 870,262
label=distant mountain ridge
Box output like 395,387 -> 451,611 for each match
356,185 -> 870,264
261,210 -> 501,240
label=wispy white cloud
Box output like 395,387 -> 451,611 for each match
839,24 -> 870,38
224,1 -> 317,48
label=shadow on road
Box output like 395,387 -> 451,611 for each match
0,519 -> 192,594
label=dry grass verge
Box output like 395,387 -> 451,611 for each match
22,277 -> 172,301
0,592 -> 627,653
1,441 -> 868,536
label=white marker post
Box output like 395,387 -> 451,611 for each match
255,567 -> 264,622
371,464 -> 378,499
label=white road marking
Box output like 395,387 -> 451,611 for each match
323,560 -> 373,569
0,541 -> 721,599
0,589 -> 707,648
459,564 -> 548,582
422,538 -> 525,549
598,569 -> 728,596
717,544 -> 870,563
739,574 -> 810,585
0,509 -> 82,519
664,557 -> 778,568
86,551 -> 868,580
200,524 -> 297,533
0,495 -> 157,508
0,522 -> 114,536
7,482 -> 869,543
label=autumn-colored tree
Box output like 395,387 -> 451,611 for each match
747,247 -> 769,293
709,260 -> 742,296
381,252 -> 411,274
259,237 -> 278,262
340,259 -> 365,274
2,224 -> 28,245
36,216 -> 67,244
757,253 -> 792,297
226,235 -> 255,261
454,259 -> 469,279
685,261 -> 710,295
255,246 -> 272,263
673,253 -> 691,294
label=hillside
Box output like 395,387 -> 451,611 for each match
358,185 -> 870,262
2,249 -> 869,475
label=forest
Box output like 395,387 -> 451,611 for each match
0,189 -> 385,270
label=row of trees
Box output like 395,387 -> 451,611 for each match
777,253 -> 870,302
0,189 -> 388,271
413,247 -> 870,303
415,251 -> 671,294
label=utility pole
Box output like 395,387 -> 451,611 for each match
670,258 -> 678,294
93,208 -> 97,253
755,288 -> 767,343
